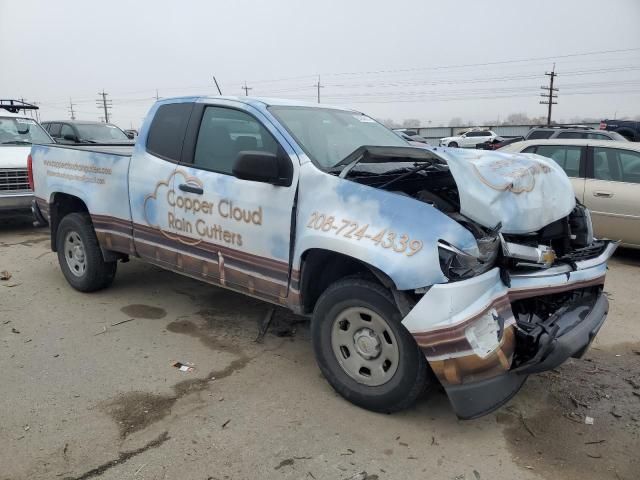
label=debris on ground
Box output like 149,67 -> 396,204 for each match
221,419 -> 230,429
0,270 -> 11,280
111,318 -> 136,327
171,361 -> 195,373
584,416 -> 594,425
343,472 -> 379,480
11,327 -> 20,334
254,308 -> 275,343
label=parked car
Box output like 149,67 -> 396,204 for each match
476,136 -> 524,150
599,119 -> 640,141
501,139 -> 640,248
393,128 -> 428,144
41,120 -> 133,144
524,125 -> 627,141
394,130 -> 430,146
30,96 -> 616,419
439,129 -> 498,148
0,100 -> 53,214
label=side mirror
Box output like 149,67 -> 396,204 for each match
63,134 -> 79,142
125,132 -> 135,140
232,151 -> 293,187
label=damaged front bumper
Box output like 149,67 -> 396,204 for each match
403,240 -> 617,419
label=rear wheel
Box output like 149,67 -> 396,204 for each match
448,141 -> 458,147
56,213 -> 117,292
311,278 -> 429,413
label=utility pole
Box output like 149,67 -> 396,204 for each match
540,64 -> 558,126
155,89 -> 160,101
241,81 -> 252,96
213,76 -> 222,95
96,90 -> 112,123
68,98 -> 76,120
315,75 -> 323,103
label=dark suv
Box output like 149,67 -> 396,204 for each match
41,120 -> 132,144
524,125 -> 627,141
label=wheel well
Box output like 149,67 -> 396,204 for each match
299,249 -> 390,314
49,193 -> 89,252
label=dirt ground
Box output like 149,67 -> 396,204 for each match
1,213 -> 638,480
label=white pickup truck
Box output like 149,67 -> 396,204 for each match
0,102 -> 52,214
30,96 -> 617,419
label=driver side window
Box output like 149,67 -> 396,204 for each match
193,107 -> 279,175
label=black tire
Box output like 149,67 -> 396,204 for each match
311,278 -> 429,413
448,141 -> 458,148
56,212 -> 117,292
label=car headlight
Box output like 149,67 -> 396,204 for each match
438,237 -> 499,281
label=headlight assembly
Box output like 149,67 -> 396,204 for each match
438,236 -> 499,281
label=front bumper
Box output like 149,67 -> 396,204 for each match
0,191 -> 33,211
404,240 -> 617,419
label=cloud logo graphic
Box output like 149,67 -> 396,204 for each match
143,169 -> 204,246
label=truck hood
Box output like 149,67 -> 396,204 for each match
437,147 -> 576,234
0,145 -> 31,169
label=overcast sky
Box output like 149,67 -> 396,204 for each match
1,0 -> 639,129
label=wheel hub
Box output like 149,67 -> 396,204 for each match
353,328 -> 381,360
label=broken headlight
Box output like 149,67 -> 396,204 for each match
438,236 -> 499,281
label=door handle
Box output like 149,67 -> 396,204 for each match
593,191 -> 613,198
178,184 -> 204,195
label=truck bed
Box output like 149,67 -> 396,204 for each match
31,142 -> 134,229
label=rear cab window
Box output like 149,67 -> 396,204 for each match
146,103 -> 194,162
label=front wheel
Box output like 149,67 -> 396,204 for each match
448,141 -> 458,148
311,278 -> 429,413
56,212 -> 117,292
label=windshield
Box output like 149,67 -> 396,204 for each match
75,123 -> 129,142
0,117 -> 52,145
269,106 -> 408,168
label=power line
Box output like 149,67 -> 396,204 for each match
315,75 -> 323,103
241,81 -> 252,96
96,90 -> 112,123
68,98 -> 76,120
540,64 -> 559,125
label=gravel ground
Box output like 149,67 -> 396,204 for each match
1,213 -> 638,480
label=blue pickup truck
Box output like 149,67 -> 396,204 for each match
29,96 -> 617,419
600,119 -> 640,141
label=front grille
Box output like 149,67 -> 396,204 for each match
0,168 -> 30,192
558,241 -> 606,262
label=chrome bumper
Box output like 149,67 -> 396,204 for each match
0,191 -> 33,211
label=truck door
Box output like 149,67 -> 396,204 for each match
584,146 -> 640,246
172,102 -> 298,303
129,102 -> 195,269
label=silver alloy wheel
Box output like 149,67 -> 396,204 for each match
64,231 -> 87,277
331,306 -> 400,386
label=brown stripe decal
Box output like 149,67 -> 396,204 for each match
89,213 -> 301,309
412,295 -> 514,358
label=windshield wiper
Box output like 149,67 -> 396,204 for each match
1,140 -> 32,145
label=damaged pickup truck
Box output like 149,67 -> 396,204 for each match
30,97 -> 617,419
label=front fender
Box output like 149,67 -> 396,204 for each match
293,163 -> 477,290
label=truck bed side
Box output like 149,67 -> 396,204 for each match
31,144 -> 133,251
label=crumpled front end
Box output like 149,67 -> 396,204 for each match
402,211 -> 617,419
